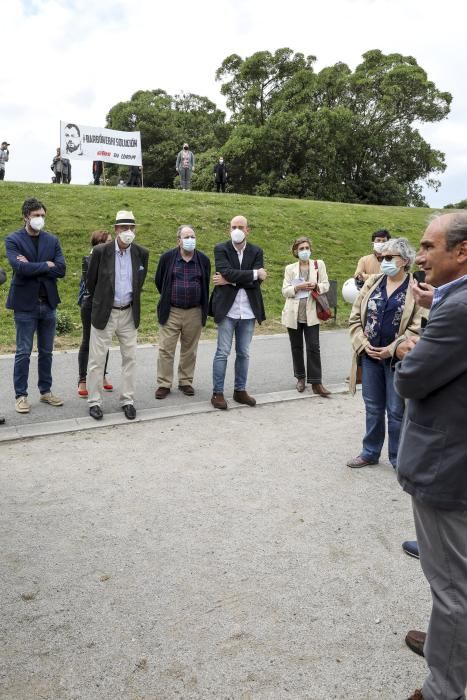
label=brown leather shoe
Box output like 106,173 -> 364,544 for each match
296,379 -> 305,392
211,393 -> 228,410
233,390 -> 256,406
346,455 -> 379,468
155,386 -> 170,399
311,383 -> 331,397
178,384 -> 195,396
405,630 -> 426,657
406,690 -> 424,700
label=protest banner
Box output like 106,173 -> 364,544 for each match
60,121 -> 142,166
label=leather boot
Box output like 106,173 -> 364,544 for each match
296,379 -> 305,392
312,383 -> 331,397
211,392 -> 228,410
233,390 -> 256,406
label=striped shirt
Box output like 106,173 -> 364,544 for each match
114,240 -> 133,306
432,274 -> 467,309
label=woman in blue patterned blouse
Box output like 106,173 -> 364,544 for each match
346,238 -> 427,469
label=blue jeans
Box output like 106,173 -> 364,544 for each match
14,302 -> 56,398
212,317 -> 255,393
361,353 -> 405,467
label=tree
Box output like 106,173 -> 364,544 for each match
215,49 -> 451,205
106,90 -> 228,188
215,48 -> 316,126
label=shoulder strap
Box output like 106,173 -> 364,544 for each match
314,259 -> 319,282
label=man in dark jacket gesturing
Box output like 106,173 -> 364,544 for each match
209,215 -> 266,410
154,225 -> 211,399
394,212 -> 467,700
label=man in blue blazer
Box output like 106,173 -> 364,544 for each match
5,198 -> 66,414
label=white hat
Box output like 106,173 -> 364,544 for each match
115,210 -> 137,226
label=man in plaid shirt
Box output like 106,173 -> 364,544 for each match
154,225 -> 211,398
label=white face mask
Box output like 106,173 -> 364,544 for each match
231,228 -> 245,244
298,249 -> 311,261
182,238 -> 196,252
29,216 -> 45,231
118,229 -> 135,246
373,242 -> 385,254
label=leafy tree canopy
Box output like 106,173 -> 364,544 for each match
105,49 -> 451,205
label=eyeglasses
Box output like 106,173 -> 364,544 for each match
381,254 -> 401,261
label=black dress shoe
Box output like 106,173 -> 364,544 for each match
178,384 -> 195,396
402,540 -> 419,559
89,405 -> 103,420
122,404 -> 136,420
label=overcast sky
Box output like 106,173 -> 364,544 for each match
2,0 -> 465,206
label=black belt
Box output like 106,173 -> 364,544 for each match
171,304 -> 200,309
112,303 -> 132,310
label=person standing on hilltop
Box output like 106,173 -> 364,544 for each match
0,141 -> 10,180
213,156 -> 228,192
51,148 -> 71,184
176,143 -> 195,191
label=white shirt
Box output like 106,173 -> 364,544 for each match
226,241 -> 258,320
113,239 -> 133,306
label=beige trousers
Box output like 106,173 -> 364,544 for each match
157,306 -> 203,388
87,308 -> 137,407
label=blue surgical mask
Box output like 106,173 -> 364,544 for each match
298,249 -> 311,261
182,238 -> 196,252
380,259 -> 400,277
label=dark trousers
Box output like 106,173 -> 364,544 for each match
78,302 -> 109,382
54,172 -> 62,184
216,181 -> 226,192
413,498 -> 467,699
287,323 -> 322,383
0,168 -> 5,180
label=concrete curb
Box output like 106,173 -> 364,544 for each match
0,383 -> 348,444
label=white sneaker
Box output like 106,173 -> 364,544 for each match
15,396 -> 31,413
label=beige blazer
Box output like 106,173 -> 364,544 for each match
281,259 -> 330,329
348,273 -> 428,394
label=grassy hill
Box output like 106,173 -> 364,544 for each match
0,182 -> 435,351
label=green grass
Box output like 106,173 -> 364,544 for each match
0,182 -> 436,351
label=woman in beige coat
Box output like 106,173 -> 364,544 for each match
281,236 -> 331,396
347,237 -> 427,469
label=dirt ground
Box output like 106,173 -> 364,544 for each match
0,394 -> 429,699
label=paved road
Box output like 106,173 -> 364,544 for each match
0,329 -> 352,439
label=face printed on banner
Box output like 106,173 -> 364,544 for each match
64,123 -> 82,154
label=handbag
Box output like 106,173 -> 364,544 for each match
311,260 -> 333,321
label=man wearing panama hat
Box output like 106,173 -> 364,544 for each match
86,210 -> 149,420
